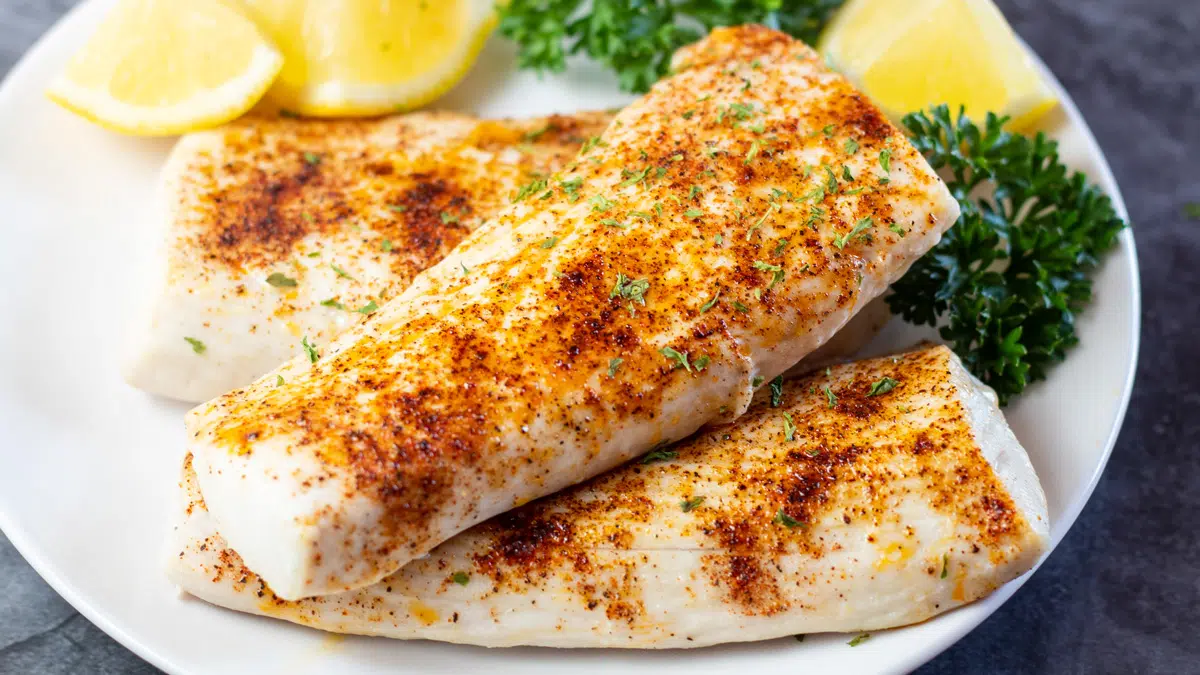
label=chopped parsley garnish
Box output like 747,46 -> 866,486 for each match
320,298 -> 346,310
744,139 -> 762,164
580,135 -> 604,154
753,260 -> 785,289
781,412 -> 796,441
833,216 -> 874,249
684,208 -> 704,218
460,262 -> 471,276
842,164 -> 854,181
774,508 -> 804,528
848,633 -> 871,647
184,337 -> 205,354
440,211 -> 459,224
560,177 -> 584,202
700,292 -> 720,313
689,185 -> 702,199
301,336 -> 319,363
713,233 -> 724,245
773,239 -> 789,256
389,204 -> 408,212
381,239 -> 393,252
452,571 -> 470,586
600,218 -> 628,229
540,236 -> 559,249
660,346 -> 691,372
844,138 -> 859,154
769,376 -> 784,407
630,210 -> 654,220
941,554 -> 950,579
607,357 -> 623,377
275,375 -> 284,386
513,176 -> 549,202
1183,202 -> 1200,219
682,110 -> 696,120
330,263 -> 353,279
355,300 -> 378,315
822,124 -> 836,137
879,148 -> 892,174
302,151 -> 321,166
822,384 -> 837,408
618,167 -> 650,188
868,377 -> 899,396
732,300 -> 749,313
266,272 -> 298,288
888,223 -> 907,237
641,447 -> 676,464
680,496 -> 705,512
752,202 -> 780,233
611,273 -> 650,306
522,124 -> 552,142
693,355 -> 711,371
824,165 -> 838,192
751,375 -> 765,388
590,194 -> 615,212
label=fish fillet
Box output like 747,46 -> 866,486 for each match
186,26 -> 961,600
168,345 -> 1048,647
124,110 -> 612,402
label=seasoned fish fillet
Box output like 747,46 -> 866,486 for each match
168,345 -> 1048,647
186,26 -> 961,600
124,110 -> 612,402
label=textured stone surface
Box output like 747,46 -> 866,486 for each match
1,0 -> 1197,673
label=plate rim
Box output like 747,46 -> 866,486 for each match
0,2 -> 1141,673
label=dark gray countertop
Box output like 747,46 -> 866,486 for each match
1,1 -> 1197,673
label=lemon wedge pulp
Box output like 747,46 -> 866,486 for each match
819,0 -> 1057,131
238,0 -> 497,117
46,0 -> 283,136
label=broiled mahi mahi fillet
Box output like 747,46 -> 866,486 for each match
124,110 -> 611,402
169,345 -> 1047,647
185,26 -> 961,600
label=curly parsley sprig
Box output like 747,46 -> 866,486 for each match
889,105 -> 1127,404
496,0 -> 845,93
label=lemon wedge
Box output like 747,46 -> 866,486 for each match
819,0 -> 1057,131
237,0 -> 497,117
46,0 -> 283,136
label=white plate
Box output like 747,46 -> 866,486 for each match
0,1 -> 1139,673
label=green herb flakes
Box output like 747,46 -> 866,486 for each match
660,346 -> 691,372
868,377 -> 899,396
184,337 -> 205,355
833,217 -> 874,249
680,496 -> 705,512
641,447 -> 676,464
774,508 -> 804,528
266,272 -> 297,288
769,376 -> 784,407
301,336 -> 319,363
